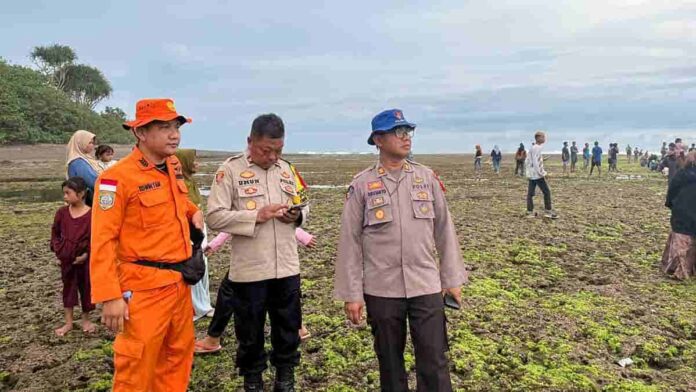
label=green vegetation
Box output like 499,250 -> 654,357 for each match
0,44 -> 131,144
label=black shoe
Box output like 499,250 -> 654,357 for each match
274,367 -> 295,392
273,380 -> 295,392
244,374 -> 264,392
244,381 -> 263,392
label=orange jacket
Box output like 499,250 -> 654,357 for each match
90,147 -> 199,303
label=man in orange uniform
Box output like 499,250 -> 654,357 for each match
90,98 -> 204,391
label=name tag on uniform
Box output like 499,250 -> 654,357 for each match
371,196 -> 385,207
138,181 -> 162,193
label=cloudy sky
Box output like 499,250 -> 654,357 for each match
2,0 -> 695,152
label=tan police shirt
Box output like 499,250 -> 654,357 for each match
206,152 -> 308,282
334,160 -> 468,302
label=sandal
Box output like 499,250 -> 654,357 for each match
194,340 -> 222,354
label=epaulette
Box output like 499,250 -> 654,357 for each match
407,159 -> 424,167
223,153 -> 244,164
352,166 -> 373,180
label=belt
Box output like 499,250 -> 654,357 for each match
133,260 -> 186,272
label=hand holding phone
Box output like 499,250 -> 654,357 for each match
288,202 -> 308,211
444,292 -> 461,310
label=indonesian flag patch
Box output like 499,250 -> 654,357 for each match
99,179 -> 117,210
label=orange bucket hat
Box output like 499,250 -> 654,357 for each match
122,98 -> 192,130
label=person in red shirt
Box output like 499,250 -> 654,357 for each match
90,98 -> 203,391
51,177 -> 95,336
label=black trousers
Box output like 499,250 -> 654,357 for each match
207,271 -> 235,338
515,160 -> 525,175
365,293 -> 452,392
527,178 -> 552,212
231,274 -> 301,376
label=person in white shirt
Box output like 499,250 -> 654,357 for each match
526,131 -> 558,219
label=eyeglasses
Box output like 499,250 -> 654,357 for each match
386,126 -> 415,140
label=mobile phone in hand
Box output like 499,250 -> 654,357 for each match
444,292 -> 461,310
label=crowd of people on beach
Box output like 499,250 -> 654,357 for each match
472,135 -> 696,281
476,138 -> 696,180
50,98 -> 696,391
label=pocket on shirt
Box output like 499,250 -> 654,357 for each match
411,189 -> 435,219
237,186 -> 266,211
137,190 -> 174,228
364,194 -> 393,226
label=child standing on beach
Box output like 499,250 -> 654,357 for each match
50,177 -> 96,336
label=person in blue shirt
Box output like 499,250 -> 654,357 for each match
490,145 -> 502,174
66,130 -> 102,206
589,141 -> 602,177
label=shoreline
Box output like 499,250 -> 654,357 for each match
0,144 -> 574,162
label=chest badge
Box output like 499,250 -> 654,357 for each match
244,187 -> 258,195
371,197 -> 384,206
417,191 -> 428,200
281,171 -> 291,179
245,200 -> 257,210
414,176 -> 424,184
240,170 -> 255,179
419,204 -> 430,214
375,209 -> 385,220
367,181 -> 384,191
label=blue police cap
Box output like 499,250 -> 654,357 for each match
368,109 -> 416,145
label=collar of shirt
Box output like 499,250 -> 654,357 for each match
243,150 -> 281,169
375,160 -> 414,182
132,146 -> 176,173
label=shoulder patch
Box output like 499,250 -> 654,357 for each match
215,171 -> 225,184
346,185 -> 355,200
98,178 -> 117,210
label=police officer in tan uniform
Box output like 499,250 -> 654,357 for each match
206,114 -> 307,392
334,109 -> 468,392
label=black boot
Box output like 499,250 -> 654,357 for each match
244,373 -> 264,392
273,367 -> 295,392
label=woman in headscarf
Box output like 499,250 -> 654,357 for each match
175,149 -> 215,320
66,130 -> 102,206
662,151 -> 696,279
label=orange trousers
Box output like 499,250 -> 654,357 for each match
111,280 -> 194,392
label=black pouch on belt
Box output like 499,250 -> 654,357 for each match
133,223 -> 206,285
